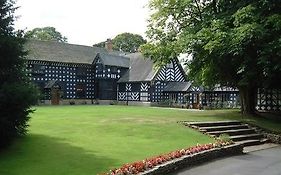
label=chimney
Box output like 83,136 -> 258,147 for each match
105,38 -> 113,52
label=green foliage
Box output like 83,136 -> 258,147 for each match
218,134 -> 232,142
93,41 -> 105,48
0,83 -> 39,136
143,0 -> 281,114
24,27 -> 67,43
112,33 -> 146,53
93,32 -> 146,53
0,0 -> 39,148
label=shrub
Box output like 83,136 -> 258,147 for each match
218,134 -> 232,142
0,0 -> 39,148
0,83 -> 39,148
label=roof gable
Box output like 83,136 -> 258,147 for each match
95,53 -> 130,68
154,59 -> 187,82
118,53 -> 188,83
118,53 -> 158,82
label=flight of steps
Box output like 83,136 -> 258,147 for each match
183,121 -> 268,147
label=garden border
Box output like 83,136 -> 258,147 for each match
106,142 -> 243,175
139,143 -> 243,175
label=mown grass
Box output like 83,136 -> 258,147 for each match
0,105 -> 280,175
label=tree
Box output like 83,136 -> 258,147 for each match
24,26 -> 67,43
142,0 -> 281,115
93,33 -> 146,53
93,41 -> 105,48
112,33 -> 146,53
0,0 -> 39,148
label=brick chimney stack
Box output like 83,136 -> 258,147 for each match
105,38 -> 113,52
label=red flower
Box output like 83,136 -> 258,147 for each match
106,141 -> 232,175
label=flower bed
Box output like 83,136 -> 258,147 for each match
103,141 -> 242,175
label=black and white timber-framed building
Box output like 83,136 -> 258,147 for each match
25,40 -> 280,111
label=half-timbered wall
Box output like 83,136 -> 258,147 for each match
151,81 -> 167,102
140,82 -> 150,101
117,59 -> 187,103
257,88 -> 281,111
155,59 -> 186,82
94,57 -> 128,100
95,61 -> 126,80
27,61 -> 95,100
201,91 -> 239,108
162,92 -> 186,104
118,82 -> 151,102
151,59 -> 186,103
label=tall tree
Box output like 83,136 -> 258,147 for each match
93,33 -> 146,53
0,0 -> 38,148
112,33 -> 146,53
24,26 -> 67,43
142,0 -> 281,115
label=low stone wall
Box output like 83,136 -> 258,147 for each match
247,123 -> 281,144
118,101 -> 152,106
38,99 -> 95,105
140,144 -> 243,175
265,133 -> 281,144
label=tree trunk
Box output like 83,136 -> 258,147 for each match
238,86 -> 257,115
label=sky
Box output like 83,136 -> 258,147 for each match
14,0 -> 150,46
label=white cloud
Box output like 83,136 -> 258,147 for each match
14,0 -> 150,46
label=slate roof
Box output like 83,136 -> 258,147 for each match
96,53 -> 130,68
25,40 -> 124,65
163,82 -> 192,92
118,53 -> 158,82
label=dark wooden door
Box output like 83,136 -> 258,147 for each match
51,88 -> 60,105
192,94 -> 200,109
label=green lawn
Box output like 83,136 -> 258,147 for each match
0,106 -> 280,175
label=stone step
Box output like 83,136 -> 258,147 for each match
238,139 -> 269,147
185,121 -> 268,147
186,121 -> 241,127
230,133 -> 263,142
199,124 -> 249,132
207,128 -> 256,136
236,139 -> 263,147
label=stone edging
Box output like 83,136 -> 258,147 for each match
264,133 -> 281,144
139,143 -> 243,175
247,123 -> 281,144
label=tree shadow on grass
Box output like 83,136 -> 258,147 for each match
0,134 -> 117,175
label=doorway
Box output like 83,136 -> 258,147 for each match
51,86 -> 61,105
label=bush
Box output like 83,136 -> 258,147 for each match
218,134 -> 232,142
0,0 -> 39,148
0,83 -> 39,148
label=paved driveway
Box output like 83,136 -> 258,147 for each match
172,146 -> 281,175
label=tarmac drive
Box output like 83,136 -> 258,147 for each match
172,146 -> 281,175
